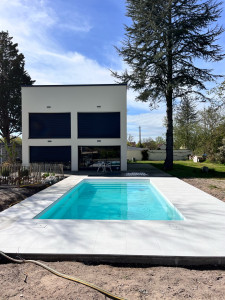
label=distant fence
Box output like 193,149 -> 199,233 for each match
0,163 -> 64,186
127,149 -> 192,161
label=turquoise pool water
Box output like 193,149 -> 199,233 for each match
34,179 -> 184,220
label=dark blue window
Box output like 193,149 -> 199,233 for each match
78,112 -> 120,138
30,146 -> 71,163
29,113 -> 71,138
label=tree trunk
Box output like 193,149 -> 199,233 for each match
164,3 -> 173,171
1,114 -> 11,144
164,92 -> 173,170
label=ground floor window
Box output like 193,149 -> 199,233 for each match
30,146 -> 71,169
78,146 -> 120,170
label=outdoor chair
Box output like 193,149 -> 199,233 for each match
105,162 -> 112,172
97,161 -> 106,172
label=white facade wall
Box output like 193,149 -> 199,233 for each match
22,84 -> 127,171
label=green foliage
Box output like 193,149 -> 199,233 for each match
0,31 -> 34,143
196,106 -> 225,159
173,97 -> 199,150
2,138 -> 17,164
155,136 -> 166,145
217,138 -> 225,164
1,167 -> 10,177
174,104 -> 225,159
209,80 -> 225,108
142,138 -> 157,149
42,173 -> 50,178
136,142 -> 144,148
12,136 -> 22,145
113,0 -> 224,170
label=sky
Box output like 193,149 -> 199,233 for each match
1,0 -> 225,142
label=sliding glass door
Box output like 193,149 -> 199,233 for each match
78,146 -> 120,170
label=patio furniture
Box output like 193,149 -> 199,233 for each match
97,161 -> 106,172
105,162 -> 112,172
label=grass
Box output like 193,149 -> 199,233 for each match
208,184 -> 219,189
134,160 -> 225,179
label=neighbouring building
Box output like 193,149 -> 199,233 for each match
22,84 -> 127,171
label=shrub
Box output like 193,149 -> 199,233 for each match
20,169 -> 29,177
42,173 -> 50,178
141,150 -> 149,160
217,138 -> 225,164
1,168 -> 10,177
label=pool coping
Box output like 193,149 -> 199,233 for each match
0,176 -> 225,266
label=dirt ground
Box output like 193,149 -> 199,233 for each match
0,261 -> 225,300
182,178 -> 225,202
0,178 -> 225,299
0,186 -> 46,212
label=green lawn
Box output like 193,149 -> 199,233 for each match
135,160 -> 225,179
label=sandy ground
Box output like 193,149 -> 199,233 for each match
182,178 -> 225,202
0,178 -> 225,299
0,261 -> 225,300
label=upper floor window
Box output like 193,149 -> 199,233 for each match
78,112 -> 120,138
29,113 -> 71,138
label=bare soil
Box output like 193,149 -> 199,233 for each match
0,186 -> 47,212
182,178 -> 225,202
0,179 -> 225,300
0,261 -> 225,300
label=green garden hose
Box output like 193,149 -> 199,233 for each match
0,251 -> 127,300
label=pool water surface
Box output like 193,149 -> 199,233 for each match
34,179 -> 184,220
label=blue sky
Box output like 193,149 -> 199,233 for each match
1,0 -> 225,142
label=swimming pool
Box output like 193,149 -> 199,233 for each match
34,179 -> 184,220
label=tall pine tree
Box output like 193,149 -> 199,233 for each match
0,31 -> 34,143
113,0 -> 224,170
173,97 -> 199,150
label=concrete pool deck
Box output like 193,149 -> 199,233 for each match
0,174 -> 225,266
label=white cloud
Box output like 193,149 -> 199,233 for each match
0,0 -> 113,85
0,0 -> 166,141
58,23 -> 92,33
127,112 -> 166,142
127,89 -> 150,111
28,51 -> 113,85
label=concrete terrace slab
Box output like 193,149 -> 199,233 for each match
0,175 -> 225,266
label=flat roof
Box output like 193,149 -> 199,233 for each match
22,83 -> 127,88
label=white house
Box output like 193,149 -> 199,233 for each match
22,84 -> 127,171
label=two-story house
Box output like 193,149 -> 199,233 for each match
22,84 -> 127,171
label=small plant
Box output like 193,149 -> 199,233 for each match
20,169 -> 29,177
42,173 -> 49,178
209,184 -> 218,189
